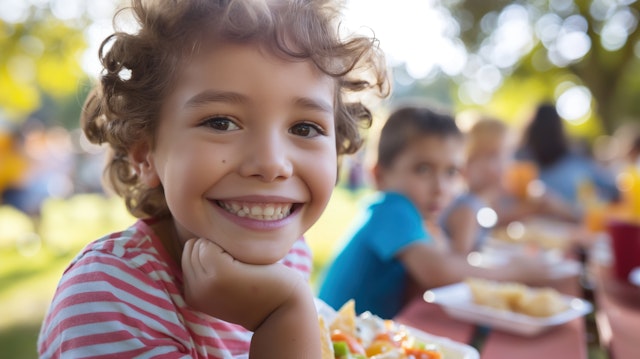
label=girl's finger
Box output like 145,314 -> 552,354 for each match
182,238 -> 201,277
192,238 -> 209,275
182,238 -> 208,276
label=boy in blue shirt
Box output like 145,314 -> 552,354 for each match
318,105 -> 555,319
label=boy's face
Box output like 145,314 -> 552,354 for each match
135,43 -> 337,265
375,135 -> 464,221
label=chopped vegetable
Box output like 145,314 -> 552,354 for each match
403,346 -> 442,359
325,301 -> 445,359
333,341 -> 350,357
365,340 -> 396,357
331,330 -> 366,355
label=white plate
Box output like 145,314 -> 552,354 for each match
476,241 -> 583,279
630,267 -> 640,287
548,258 -> 583,278
314,298 -> 479,359
424,282 -> 593,337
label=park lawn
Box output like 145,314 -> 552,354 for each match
0,186 -> 365,359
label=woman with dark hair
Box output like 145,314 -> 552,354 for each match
518,103 -> 619,208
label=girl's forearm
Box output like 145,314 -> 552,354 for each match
249,281 -> 321,359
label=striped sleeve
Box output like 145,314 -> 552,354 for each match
38,250 -> 194,359
280,237 -> 313,281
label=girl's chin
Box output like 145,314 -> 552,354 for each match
423,209 -> 441,220
225,247 -> 289,265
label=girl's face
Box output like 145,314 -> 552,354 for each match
135,43 -> 337,265
375,135 -> 464,222
465,141 -> 509,192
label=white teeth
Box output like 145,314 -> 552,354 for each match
263,206 -> 275,216
218,201 -> 293,221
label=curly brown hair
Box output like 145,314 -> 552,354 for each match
82,0 -> 389,218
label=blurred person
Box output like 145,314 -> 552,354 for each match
318,105 -> 556,319
3,124 -> 76,216
438,116 -> 507,254
37,0 -> 389,358
0,126 -> 28,208
607,122 -> 640,219
609,121 -> 640,169
440,115 -> 580,255
516,103 -> 619,209
628,132 -> 640,165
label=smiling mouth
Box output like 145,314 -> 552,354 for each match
216,201 -> 294,221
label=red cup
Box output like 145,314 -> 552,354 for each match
607,219 -> 640,282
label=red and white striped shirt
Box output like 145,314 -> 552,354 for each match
38,219 -> 313,358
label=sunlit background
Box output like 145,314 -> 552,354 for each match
1,0 -> 640,358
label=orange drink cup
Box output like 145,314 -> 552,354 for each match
584,205 -> 607,233
503,161 -> 538,201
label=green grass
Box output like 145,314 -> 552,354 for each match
306,187 -> 371,290
0,322 -> 41,359
0,194 -> 140,358
0,187 -> 365,359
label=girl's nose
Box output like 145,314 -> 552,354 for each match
238,132 -> 293,182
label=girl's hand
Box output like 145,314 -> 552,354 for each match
181,237 -> 303,331
181,238 -> 322,358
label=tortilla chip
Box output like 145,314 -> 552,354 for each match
318,316 -> 334,359
329,299 -> 357,337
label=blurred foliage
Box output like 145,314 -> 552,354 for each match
0,3 -> 90,126
444,0 -> 640,135
3,0 -> 640,138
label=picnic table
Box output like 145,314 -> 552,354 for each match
394,275 -> 589,359
591,260 -> 640,359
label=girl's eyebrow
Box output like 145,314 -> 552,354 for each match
183,89 -> 333,114
184,90 -> 248,108
293,97 -> 333,114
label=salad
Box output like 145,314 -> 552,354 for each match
319,300 -> 443,359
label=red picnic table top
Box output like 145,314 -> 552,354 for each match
394,276 -> 588,359
592,262 -> 640,359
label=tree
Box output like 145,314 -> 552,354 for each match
443,0 -> 640,135
0,2 -> 91,126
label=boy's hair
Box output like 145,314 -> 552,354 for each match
82,0 -> 389,218
464,116 -> 508,159
377,105 -> 462,169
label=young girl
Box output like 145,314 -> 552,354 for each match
37,0 -> 388,358
441,115 -> 581,255
439,117 -> 510,254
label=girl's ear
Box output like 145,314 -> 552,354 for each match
129,140 -> 161,188
459,163 -> 469,179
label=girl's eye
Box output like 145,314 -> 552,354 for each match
201,116 -> 240,131
446,166 -> 460,177
289,122 -> 325,138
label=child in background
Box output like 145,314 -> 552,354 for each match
440,116 -> 579,255
38,0 -> 389,358
318,105 -> 555,319
439,117 -> 509,254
